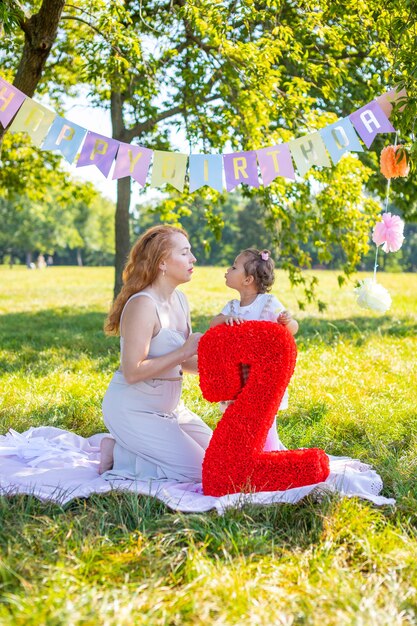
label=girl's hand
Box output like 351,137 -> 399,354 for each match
277,310 -> 292,325
225,316 -> 244,326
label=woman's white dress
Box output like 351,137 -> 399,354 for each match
102,290 -> 212,482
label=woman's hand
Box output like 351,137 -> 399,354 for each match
182,332 -> 203,359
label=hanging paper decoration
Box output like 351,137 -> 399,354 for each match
0,78 -> 26,128
0,75 -> 405,195
354,278 -> 392,313
380,145 -> 409,179
289,132 -> 331,177
223,151 -> 260,191
198,321 -> 330,497
349,101 -> 395,148
8,98 -> 56,147
150,150 -> 188,192
372,213 -> 405,253
76,131 -> 120,178
256,144 -> 295,185
112,143 -> 152,186
319,118 -> 364,164
358,130 -> 409,314
41,117 -> 87,163
189,154 -> 224,192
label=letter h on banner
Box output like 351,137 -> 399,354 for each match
0,78 -> 26,128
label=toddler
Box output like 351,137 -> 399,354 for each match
210,248 -> 298,451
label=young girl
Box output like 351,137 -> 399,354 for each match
210,248 -> 298,452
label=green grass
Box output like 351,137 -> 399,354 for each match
0,265 -> 416,625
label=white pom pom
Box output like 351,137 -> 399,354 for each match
354,278 -> 392,313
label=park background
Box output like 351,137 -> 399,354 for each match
1,1 -> 417,623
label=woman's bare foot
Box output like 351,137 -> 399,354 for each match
98,437 -> 115,474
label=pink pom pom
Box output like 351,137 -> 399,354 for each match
372,212 -> 405,253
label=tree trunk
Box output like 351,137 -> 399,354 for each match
111,88 -> 131,299
0,0 -> 66,144
76,248 -> 83,266
114,176 -> 132,299
15,0 -> 67,95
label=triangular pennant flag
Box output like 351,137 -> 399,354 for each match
150,151 -> 188,192
112,143 -> 152,186
8,98 -> 55,147
0,77 -> 26,128
189,154 -> 223,192
76,131 -> 120,178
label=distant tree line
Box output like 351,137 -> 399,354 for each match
0,134 -> 115,267
135,193 -> 417,273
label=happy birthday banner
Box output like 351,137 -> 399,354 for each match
0,76 -> 401,192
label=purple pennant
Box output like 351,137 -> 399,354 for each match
256,144 -> 295,186
0,77 -> 26,128
223,151 -> 259,191
76,131 -> 120,178
112,143 -> 152,186
349,101 -> 395,148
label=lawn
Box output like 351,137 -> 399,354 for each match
0,265 -> 416,625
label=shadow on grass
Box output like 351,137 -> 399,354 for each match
191,312 -> 417,343
297,315 -> 417,347
0,308 -> 119,374
1,308 -> 415,376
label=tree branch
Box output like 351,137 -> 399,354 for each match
60,14 -> 125,58
124,94 -> 220,143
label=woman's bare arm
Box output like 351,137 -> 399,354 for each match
121,298 -> 201,384
182,354 -> 199,374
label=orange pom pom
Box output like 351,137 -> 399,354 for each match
380,145 -> 409,179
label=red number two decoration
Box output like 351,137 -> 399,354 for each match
198,321 -> 330,497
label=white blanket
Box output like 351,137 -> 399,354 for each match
0,427 -> 395,512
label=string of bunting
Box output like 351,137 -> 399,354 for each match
1,75 -> 409,314
0,75 -> 404,193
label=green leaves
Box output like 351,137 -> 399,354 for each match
3,0 -> 416,301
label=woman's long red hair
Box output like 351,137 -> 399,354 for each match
104,225 -> 188,335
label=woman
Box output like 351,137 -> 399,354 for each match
99,225 -> 212,481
